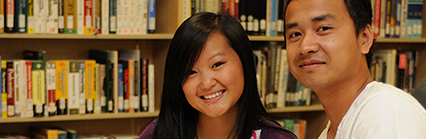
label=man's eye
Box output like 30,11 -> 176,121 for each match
212,62 -> 224,68
318,27 -> 331,32
289,32 -> 302,38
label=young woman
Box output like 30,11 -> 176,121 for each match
139,12 -> 296,139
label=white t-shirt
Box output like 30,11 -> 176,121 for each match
318,81 -> 426,139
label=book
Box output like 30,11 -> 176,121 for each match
117,63 -> 124,112
53,60 -> 68,115
64,0 -> 77,34
93,0 -> 101,34
148,63 -> 154,112
34,0 -> 48,33
140,58 -> 148,111
14,60 -> 27,117
6,61 -> 15,117
46,61 -> 57,116
147,0 -> 155,33
277,49 -> 288,108
24,50 -> 46,61
4,0 -> 16,32
25,61 -> 34,117
93,63 -> 103,114
0,0 -> 4,33
77,0 -> 84,34
32,61 -> 45,117
1,60 -> 6,118
78,61 -> 85,114
84,0 -> 94,34
101,0 -> 109,34
58,0 -> 65,33
27,0 -> 34,34
85,60 -> 96,113
109,0 -> 117,34
68,61 -> 79,115
16,0 -> 28,33
47,0 -> 59,34
373,49 -> 397,86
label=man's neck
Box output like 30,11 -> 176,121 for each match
316,74 -> 374,138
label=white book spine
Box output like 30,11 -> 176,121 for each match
141,0 -> 148,34
134,0 -> 143,34
77,0 -> 84,34
79,62 -> 86,114
45,62 -> 56,115
68,61 -> 80,115
101,0 -> 109,34
47,0 -> 59,34
116,0 -> 123,34
34,0 -> 48,33
148,64 -> 154,112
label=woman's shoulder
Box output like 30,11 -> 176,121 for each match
258,118 -> 297,139
138,119 -> 158,139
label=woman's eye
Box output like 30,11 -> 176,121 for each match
212,62 -> 224,68
189,70 -> 197,75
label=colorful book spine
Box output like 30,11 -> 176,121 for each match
68,61 -> 79,115
93,0 -> 100,34
83,0 -> 93,34
16,0 -> 28,33
46,61 -> 56,116
27,0 -> 34,33
117,63 -> 124,112
78,61 -> 85,114
128,60 -> 135,112
85,60 -> 95,114
140,58 -> 148,111
100,0 -> 108,34
109,0 -> 117,33
14,60 -> 26,117
5,0 -> 16,32
32,61 -> 45,117
93,63 -> 102,114
58,0 -> 65,33
147,0 -> 155,33
0,0 -> 4,33
374,0 -> 381,38
123,61 -> 129,112
1,61 -> 6,118
55,61 -> 68,115
6,61 -> 15,117
25,61 -> 33,117
64,0 -> 76,33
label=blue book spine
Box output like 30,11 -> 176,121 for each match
16,0 -> 28,33
270,0 -> 278,36
148,0 -> 155,33
109,0 -> 116,33
118,63 -> 124,113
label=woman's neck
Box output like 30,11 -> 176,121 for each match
197,104 -> 239,139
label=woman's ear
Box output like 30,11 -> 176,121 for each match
360,24 -> 374,54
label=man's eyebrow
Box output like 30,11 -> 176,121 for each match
312,14 -> 335,22
285,14 -> 335,30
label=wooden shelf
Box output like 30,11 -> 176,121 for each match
0,111 -> 159,123
267,104 -> 324,113
375,38 -> 426,43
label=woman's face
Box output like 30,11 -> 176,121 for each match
182,32 -> 245,118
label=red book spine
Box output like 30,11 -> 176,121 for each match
26,61 -> 33,115
7,64 -> 14,117
374,0 -> 381,38
222,0 -> 227,12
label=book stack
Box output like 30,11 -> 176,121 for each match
0,0 -> 156,35
372,0 -> 423,38
0,49 -> 155,119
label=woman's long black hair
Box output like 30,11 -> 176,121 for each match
153,12 -> 295,139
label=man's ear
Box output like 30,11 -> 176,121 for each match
360,24 -> 374,54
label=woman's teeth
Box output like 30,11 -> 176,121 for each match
203,90 -> 224,99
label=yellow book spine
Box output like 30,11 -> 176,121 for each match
32,61 -> 46,116
1,61 -> 6,118
85,60 -> 96,113
55,61 -> 68,115
28,0 -> 35,34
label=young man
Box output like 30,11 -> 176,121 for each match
284,0 -> 426,138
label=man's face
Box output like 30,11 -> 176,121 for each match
284,0 -> 369,91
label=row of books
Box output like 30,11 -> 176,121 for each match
1,126 -> 138,139
253,42 -> 313,109
370,49 -> 418,93
0,0 -> 156,35
179,0 -> 286,36
276,118 -> 307,139
371,0 -> 423,38
0,49 -> 155,118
